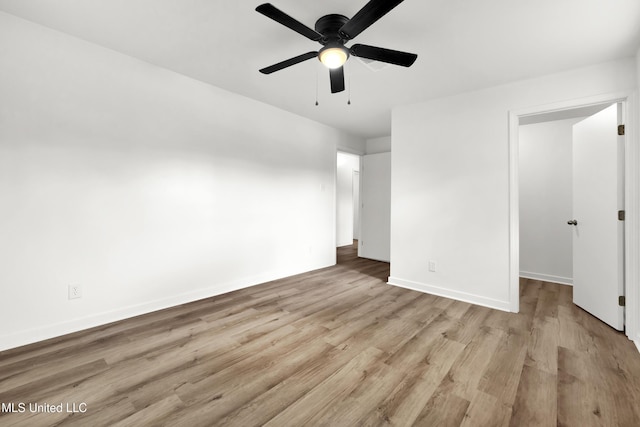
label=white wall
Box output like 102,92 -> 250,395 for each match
359,152 -> 391,262
391,58 -> 637,311
337,136 -> 366,155
0,12 -> 363,351
519,118 -> 583,285
366,136 -> 391,154
336,152 -> 360,247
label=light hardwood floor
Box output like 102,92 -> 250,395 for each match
2,242 -> 640,426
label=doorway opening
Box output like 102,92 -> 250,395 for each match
518,104 -> 611,285
518,103 -> 623,330
336,152 -> 360,248
509,92 -> 637,339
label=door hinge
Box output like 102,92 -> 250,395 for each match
618,210 -> 625,221
619,296 -> 626,307
618,124 -> 625,136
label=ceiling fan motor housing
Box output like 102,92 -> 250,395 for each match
315,14 -> 349,44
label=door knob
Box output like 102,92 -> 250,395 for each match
567,220 -> 578,226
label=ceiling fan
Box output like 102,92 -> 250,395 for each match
256,0 -> 418,94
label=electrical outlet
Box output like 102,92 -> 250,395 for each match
428,260 -> 437,272
68,284 -> 82,300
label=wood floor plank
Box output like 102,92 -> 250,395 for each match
307,360 -> 405,426
167,334 -> 336,426
102,318 -> 213,365
443,304 -> 491,345
533,281 -> 560,321
215,341 -> 367,427
462,391 -> 511,427
262,346 -> 386,427
384,312 -> 457,369
321,291 -> 418,346
558,304 -> 597,353
509,365 -> 557,426
443,300 -> 474,320
320,286 -> 408,331
437,325 -> 504,401
173,325 -> 328,407
110,394 -> 184,427
557,345 -> 616,426
122,324 -> 299,410
0,359 -> 109,405
390,292 -> 440,321
525,316 -> 559,375
364,335 -> 466,426
477,327 -> 528,407
412,390 -> 470,427
2,247 -> 640,426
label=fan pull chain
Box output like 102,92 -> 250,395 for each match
346,62 -> 351,105
315,66 -> 319,106
348,70 -> 351,105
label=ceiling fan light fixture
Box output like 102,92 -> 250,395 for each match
256,2 -> 418,94
319,45 -> 349,69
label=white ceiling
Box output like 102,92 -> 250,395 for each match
1,0 -> 639,139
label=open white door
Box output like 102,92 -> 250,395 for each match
359,152 -> 391,262
571,103 -> 624,330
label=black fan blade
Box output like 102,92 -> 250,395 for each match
350,44 -> 417,67
339,0 -> 404,40
259,51 -> 318,74
330,67 -> 345,93
256,3 -> 323,42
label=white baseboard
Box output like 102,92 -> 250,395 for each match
635,337 -> 640,354
0,263 -> 333,353
387,276 -> 511,312
520,271 -> 573,286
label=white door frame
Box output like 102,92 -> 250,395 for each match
352,170 -> 360,241
508,90 -> 639,343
